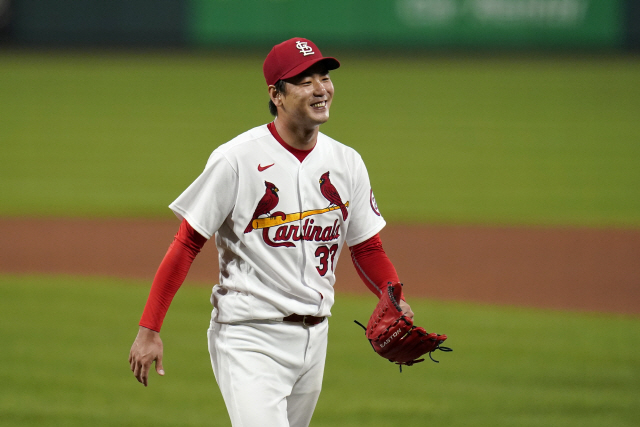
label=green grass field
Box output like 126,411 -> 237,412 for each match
1,275 -> 638,427
1,52 -> 639,227
1,52 -> 639,426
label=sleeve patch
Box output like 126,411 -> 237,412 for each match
370,189 -> 381,216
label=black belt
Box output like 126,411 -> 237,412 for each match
282,314 -> 325,326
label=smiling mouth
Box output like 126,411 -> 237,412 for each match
311,101 -> 326,108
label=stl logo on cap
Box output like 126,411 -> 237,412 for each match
295,41 -> 315,56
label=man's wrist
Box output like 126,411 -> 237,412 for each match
138,325 -> 160,335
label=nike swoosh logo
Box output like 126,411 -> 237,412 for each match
258,163 -> 274,172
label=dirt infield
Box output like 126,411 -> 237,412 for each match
1,218 -> 638,315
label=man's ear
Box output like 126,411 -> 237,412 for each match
268,85 -> 283,107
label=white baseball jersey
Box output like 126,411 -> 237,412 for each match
169,123 -> 385,323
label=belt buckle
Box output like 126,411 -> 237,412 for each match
302,315 -> 312,328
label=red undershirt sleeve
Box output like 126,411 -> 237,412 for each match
139,219 -> 207,332
349,233 -> 400,298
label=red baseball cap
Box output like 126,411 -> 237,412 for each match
263,38 -> 340,86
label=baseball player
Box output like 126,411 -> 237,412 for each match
129,37 -> 422,427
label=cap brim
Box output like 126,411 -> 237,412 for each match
279,57 -> 340,82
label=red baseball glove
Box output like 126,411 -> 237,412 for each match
355,282 -> 451,370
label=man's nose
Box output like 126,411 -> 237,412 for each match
313,79 -> 327,95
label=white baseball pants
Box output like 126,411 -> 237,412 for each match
208,319 -> 329,427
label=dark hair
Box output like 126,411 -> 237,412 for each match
268,80 -> 287,117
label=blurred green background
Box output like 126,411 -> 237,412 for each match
2,0 -> 640,425
2,52 -> 639,227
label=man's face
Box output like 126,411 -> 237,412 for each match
279,63 -> 334,128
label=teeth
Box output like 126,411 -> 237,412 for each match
312,101 -> 326,108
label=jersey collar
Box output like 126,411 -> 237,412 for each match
267,121 -> 314,163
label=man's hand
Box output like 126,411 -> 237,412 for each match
129,326 -> 164,387
399,299 -> 414,320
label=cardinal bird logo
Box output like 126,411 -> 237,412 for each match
245,181 -> 279,233
319,171 -> 348,221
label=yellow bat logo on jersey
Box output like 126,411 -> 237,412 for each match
251,202 -> 349,230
